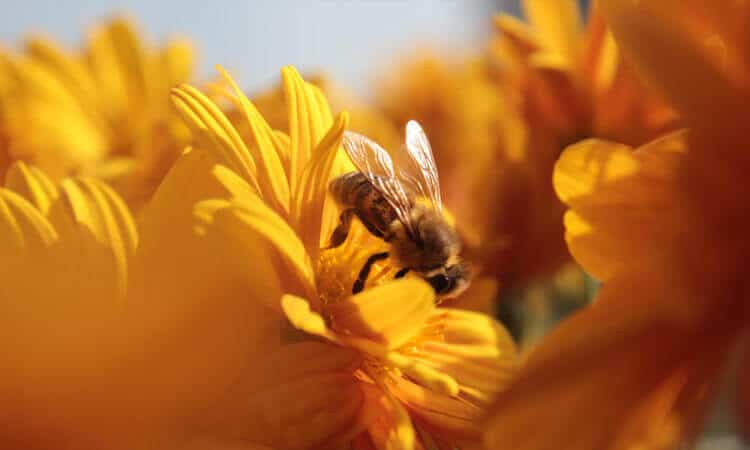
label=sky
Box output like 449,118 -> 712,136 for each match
0,0 -> 510,96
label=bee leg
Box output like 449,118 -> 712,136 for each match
353,251 -> 389,294
394,268 -> 410,279
327,209 -> 356,249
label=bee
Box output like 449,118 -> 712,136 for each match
328,120 -> 470,299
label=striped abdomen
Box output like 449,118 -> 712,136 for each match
329,172 -> 401,239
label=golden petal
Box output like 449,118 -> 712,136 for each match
600,0 -> 747,129
416,309 -> 518,403
197,193 -> 317,305
171,84 -> 261,193
292,112 -> 349,256
217,66 -> 291,216
4,161 -> 59,214
0,188 -> 56,256
47,177 -> 137,301
553,132 -> 687,281
195,341 -> 364,450
483,277 -> 732,450
523,0 -> 583,65
326,279 -> 435,350
282,66 -> 335,191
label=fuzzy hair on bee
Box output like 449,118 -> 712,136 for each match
327,120 -> 471,300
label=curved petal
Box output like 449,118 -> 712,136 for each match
196,192 -> 316,305
326,278 -> 435,350
171,84 -> 262,194
522,0 -> 583,65
48,177 -> 137,302
4,161 -> 59,214
600,0 -> 748,130
292,111 -> 349,255
416,309 -> 518,404
192,341 -> 365,450
553,131 -> 688,281
360,386 -> 417,450
217,66 -> 290,216
282,66 -> 334,191
483,277 -> 734,450
127,148 -> 287,424
391,309 -> 518,440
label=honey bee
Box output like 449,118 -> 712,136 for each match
328,120 -> 470,299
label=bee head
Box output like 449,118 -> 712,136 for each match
425,260 -> 471,300
391,207 -> 460,270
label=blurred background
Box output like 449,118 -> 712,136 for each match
0,0 -> 508,95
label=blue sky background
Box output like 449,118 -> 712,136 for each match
0,0 -> 514,96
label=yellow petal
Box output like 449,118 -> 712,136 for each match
483,277 -> 732,450
553,138 -> 638,206
361,387 -> 416,450
417,309 -> 518,403
493,15 -> 542,66
282,66 -> 334,191
326,279 -> 435,349
171,84 -> 262,194
127,148 -> 290,427
553,132 -> 688,281
47,177 -> 137,301
217,66 -> 290,216
281,295 -> 337,341
0,188 -> 57,265
4,161 -> 59,214
196,192 -> 316,305
195,341 -> 364,450
600,0 -> 747,129
390,309 -> 517,439
292,111 -> 349,256
523,0 -> 583,65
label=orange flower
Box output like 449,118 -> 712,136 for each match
486,0 -> 680,286
485,2 -> 750,449
0,18 -> 195,208
126,65 -> 518,449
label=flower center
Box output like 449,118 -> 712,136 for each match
315,222 -> 394,307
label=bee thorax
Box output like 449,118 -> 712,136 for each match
389,207 -> 460,271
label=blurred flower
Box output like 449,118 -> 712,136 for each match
484,2 -> 750,449
488,0 -> 678,285
0,18 -> 194,208
0,161 -> 139,448
129,66 -> 518,449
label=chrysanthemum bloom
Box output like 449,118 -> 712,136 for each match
0,18 -> 194,207
487,0 -> 679,286
129,65 -> 518,449
0,160 -> 141,448
484,2 -> 750,449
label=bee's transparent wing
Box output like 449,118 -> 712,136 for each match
397,120 -> 443,212
341,131 -> 416,235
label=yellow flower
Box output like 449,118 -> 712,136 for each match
0,17 -> 194,208
421,0 -> 677,288
130,65 -> 518,449
0,160 -> 139,448
485,2 -> 750,449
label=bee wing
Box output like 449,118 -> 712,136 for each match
399,120 -> 443,212
341,131 -> 416,235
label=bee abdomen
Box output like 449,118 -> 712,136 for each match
329,172 -> 374,207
